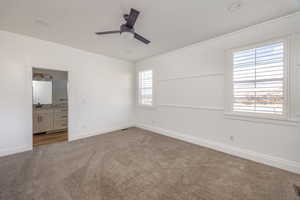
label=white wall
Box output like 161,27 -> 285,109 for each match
0,30 -> 135,156
135,13 -> 300,174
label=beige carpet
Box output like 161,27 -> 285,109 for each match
1,127 -> 300,200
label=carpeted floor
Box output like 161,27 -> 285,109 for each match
1,127 -> 300,200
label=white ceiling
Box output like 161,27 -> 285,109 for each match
0,0 -> 299,61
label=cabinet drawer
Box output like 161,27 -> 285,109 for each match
54,112 -> 68,120
55,108 -> 68,113
54,119 -> 68,130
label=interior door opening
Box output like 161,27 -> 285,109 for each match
32,68 -> 69,147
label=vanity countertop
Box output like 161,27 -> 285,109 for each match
33,104 -> 68,111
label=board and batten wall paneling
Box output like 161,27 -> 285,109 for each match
296,67 -> 300,116
135,12 -> 300,174
0,30 -> 135,157
158,74 -> 224,108
295,35 -> 300,117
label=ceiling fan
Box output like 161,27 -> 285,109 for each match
95,8 -> 150,44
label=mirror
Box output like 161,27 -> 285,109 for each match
32,80 -> 53,105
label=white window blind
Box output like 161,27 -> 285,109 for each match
232,42 -> 285,115
139,70 -> 153,106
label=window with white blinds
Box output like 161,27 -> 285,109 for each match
138,70 -> 153,106
232,42 -> 285,115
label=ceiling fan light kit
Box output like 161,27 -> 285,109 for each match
95,8 -> 151,44
121,31 -> 134,40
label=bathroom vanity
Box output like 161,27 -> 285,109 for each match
33,105 -> 68,134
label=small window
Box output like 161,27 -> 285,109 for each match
138,70 -> 153,106
231,41 -> 286,116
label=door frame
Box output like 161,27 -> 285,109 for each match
29,65 -> 70,147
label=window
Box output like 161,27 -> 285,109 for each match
231,41 -> 286,116
138,70 -> 153,106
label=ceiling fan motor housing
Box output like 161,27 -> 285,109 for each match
123,14 -> 129,21
120,24 -> 134,34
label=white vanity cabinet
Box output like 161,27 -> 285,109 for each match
33,111 -> 39,133
33,109 -> 54,133
37,109 -> 54,133
53,107 -> 68,130
33,106 -> 68,134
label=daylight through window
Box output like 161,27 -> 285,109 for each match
232,42 -> 285,115
138,70 -> 153,106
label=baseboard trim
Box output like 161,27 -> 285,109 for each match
0,145 -> 32,158
136,123 -> 300,175
69,125 -> 133,141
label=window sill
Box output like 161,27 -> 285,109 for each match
224,112 -> 300,127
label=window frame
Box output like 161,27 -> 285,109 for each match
137,69 -> 154,107
225,38 -> 290,120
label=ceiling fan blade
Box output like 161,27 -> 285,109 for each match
95,30 -> 120,35
126,9 -> 140,28
134,33 -> 150,44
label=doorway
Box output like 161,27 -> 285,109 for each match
32,68 -> 68,146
